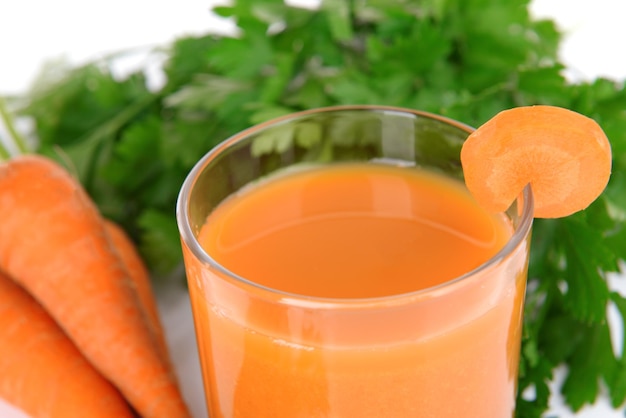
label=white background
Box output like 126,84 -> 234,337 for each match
1,1 -> 626,417
0,0 -> 625,96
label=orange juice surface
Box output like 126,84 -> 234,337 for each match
187,163 -> 529,418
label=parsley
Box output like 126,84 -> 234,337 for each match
3,0 -> 626,416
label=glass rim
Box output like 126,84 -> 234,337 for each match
176,105 -> 534,306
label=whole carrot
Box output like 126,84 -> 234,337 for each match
104,219 -> 171,363
0,155 -> 190,418
0,270 -> 135,418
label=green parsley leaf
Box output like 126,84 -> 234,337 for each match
138,209 -> 184,277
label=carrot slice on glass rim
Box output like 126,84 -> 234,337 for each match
460,105 -> 612,218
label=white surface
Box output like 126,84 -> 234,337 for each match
1,1 -> 625,417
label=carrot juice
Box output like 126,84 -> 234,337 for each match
186,162 -> 528,417
177,106 -> 533,418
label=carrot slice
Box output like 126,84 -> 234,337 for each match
0,270 -> 135,418
460,105 -> 612,218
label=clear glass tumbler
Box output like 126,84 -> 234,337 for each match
176,105 -> 533,418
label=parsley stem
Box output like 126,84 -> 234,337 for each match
0,96 -> 30,157
0,137 -> 10,161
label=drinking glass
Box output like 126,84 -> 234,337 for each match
176,105 -> 533,417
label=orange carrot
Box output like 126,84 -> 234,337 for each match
0,270 -> 135,418
0,155 -> 190,418
460,105 -> 612,218
104,219 -> 171,363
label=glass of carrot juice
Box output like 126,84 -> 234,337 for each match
176,105 -> 533,418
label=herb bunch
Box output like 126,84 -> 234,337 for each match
4,0 -> 626,416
